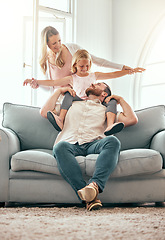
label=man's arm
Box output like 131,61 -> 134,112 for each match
40,87 -> 76,118
107,95 -> 138,127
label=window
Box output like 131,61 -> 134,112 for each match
134,15 -> 165,109
0,0 -> 34,111
24,0 -> 74,107
39,0 -> 70,13
0,0 -> 74,114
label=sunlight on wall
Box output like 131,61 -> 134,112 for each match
134,14 -> 165,109
0,0 -> 33,110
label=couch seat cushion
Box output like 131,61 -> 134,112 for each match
11,149 -> 86,175
86,149 -> 163,178
11,149 -> 163,179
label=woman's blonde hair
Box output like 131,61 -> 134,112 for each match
39,26 -> 64,74
71,49 -> 92,74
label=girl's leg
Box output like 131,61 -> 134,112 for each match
104,99 -> 124,136
47,92 -> 82,131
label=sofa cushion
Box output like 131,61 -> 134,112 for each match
115,105 -> 165,151
11,149 -> 86,175
2,102 -> 58,150
86,149 -> 163,178
11,148 -> 163,178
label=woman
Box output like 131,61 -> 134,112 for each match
31,26 -> 132,90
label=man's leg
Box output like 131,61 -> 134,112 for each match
78,135 -> 120,202
53,141 -> 86,199
87,136 -> 120,191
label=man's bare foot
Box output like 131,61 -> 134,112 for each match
104,122 -> 124,136
47,111 -> 63,131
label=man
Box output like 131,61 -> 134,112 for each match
52,83 -> 138,211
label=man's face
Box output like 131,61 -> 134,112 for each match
85,83 -> 107,97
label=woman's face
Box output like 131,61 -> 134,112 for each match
47,34 -> 62,54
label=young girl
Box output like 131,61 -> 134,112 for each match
24,50 -> 145,135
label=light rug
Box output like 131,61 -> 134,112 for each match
0,203 -> 165,240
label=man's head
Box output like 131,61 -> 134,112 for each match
85,82 -> 111,102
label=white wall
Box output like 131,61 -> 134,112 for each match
112,0 -> 165,107
75,0 -> 165,108
75,0 -> 113,69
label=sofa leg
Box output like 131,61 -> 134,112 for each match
155,202 -> 164,207
0,202 -> 5,207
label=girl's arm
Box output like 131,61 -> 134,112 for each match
23,76 -> 72,87
95,67 -> 145,80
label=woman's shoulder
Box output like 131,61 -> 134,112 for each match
64,43 -> 82,55
47,50 -> 56,65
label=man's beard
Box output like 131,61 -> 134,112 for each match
85,87 -> 103,97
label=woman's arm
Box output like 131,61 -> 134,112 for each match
91,54 -> 124,70
40,87 -> 76,118
95,67 -> 145,80
65,43 -> 130,70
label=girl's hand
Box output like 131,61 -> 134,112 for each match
31,79 -> 39,89
60,87 -> 76,97
23,78 -> 39,89
133,67 -> 146,73
23,79 -> 32,86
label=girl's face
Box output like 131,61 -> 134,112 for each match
76,59 -> 91,76
47,34 -> 62,54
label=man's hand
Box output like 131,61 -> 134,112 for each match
104,95 -> 123,104
59,86 -> 76,97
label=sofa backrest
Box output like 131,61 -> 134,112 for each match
2,103 -> 58,150
2,102 -> 165,151
115,105 -> 165,150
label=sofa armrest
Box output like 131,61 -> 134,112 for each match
0,127 -> 20,202
150,130 -> 165,168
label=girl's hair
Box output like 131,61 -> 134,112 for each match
71,49 -> 92,74
39,26 -> 64,74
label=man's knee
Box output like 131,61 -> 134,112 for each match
104,135 -> 121,150
53,141 -> 71,156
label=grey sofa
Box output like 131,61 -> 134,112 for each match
1,102 -> 165,206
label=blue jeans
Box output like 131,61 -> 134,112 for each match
53,136 -> 120,200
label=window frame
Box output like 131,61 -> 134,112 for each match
133,13 -> 165,109
31,0 -> 75,105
